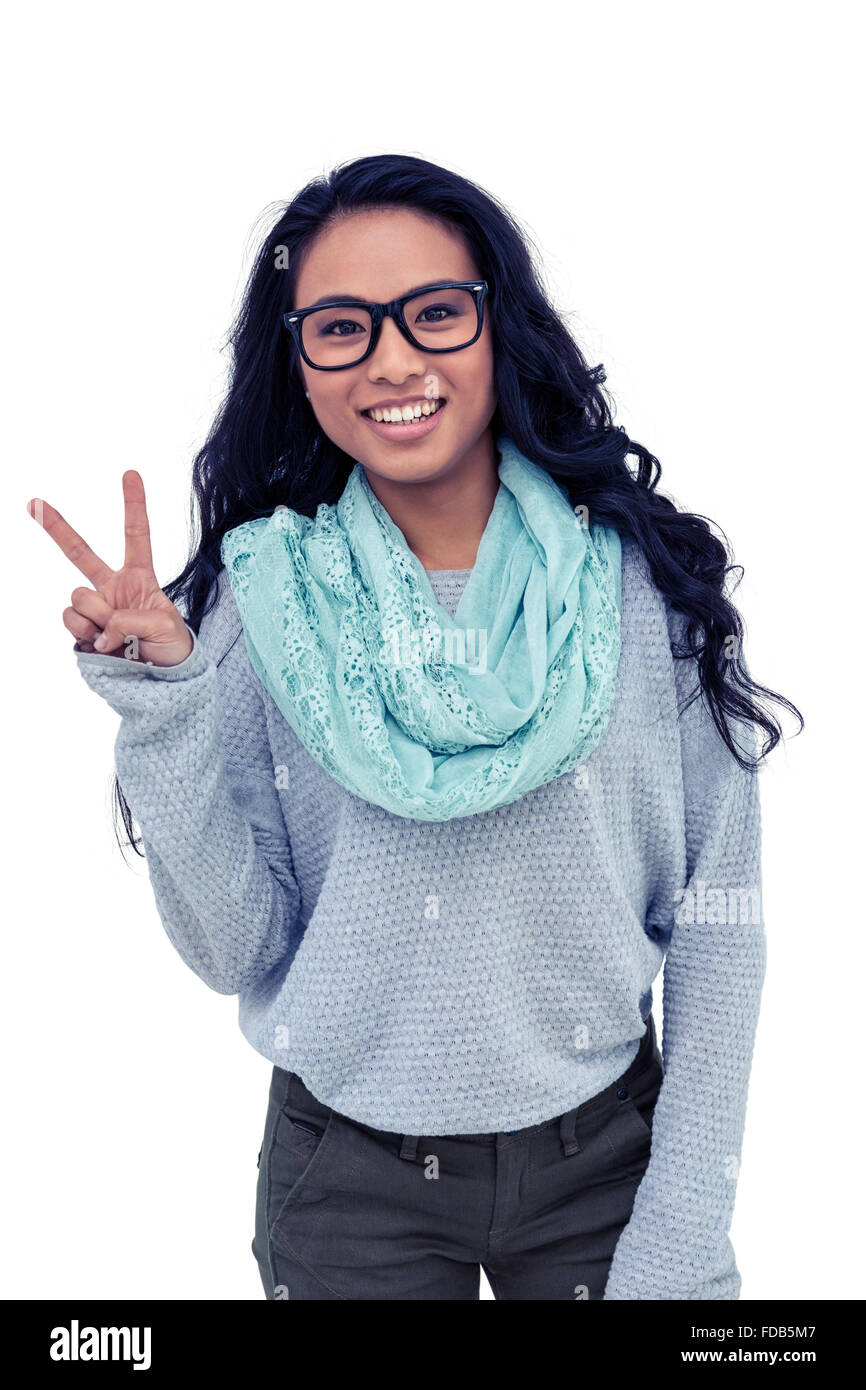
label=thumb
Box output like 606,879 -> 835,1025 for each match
93,608 -> 172,657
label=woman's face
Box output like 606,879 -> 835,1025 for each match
291,208 -> 498,487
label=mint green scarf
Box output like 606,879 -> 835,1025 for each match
220,433 -> 622,821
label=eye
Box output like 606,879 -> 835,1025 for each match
415,303 -> 456,324
320,318 -> 364,337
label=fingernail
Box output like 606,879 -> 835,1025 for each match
94,634 -> 107,650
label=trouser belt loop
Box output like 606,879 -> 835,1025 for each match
559,1106 -> 581,1158
399,1134 -> 419,1161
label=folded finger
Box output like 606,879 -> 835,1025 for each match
70,586 -> 113,628
63,605 -> 103,644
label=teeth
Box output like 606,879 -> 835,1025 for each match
367,398 -> 442,423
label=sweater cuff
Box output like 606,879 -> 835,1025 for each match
73,623 -> 209,681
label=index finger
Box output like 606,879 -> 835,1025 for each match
122,469 -> 155,574
26,496 -> 114,589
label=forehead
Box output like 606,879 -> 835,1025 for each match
293,208 -> 477,306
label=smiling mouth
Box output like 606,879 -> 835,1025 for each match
361,397 -> 446,424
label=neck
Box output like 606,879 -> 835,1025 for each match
361,432 -> 500,570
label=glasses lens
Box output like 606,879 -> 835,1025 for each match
301,304 -> 373,368
403,287 -> 479,351
298,288 -> 480,367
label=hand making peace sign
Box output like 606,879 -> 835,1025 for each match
26,470 -> 194,667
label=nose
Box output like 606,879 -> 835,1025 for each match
366,313 -> 426,381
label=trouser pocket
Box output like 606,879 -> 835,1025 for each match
266,1073 -> 342,1260
252,1068 -> 339,1296
605,1049 -> 664,1167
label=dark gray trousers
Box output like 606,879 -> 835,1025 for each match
252,1014 -> 663,1300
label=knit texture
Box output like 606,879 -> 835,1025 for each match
73,536 -> 766,1300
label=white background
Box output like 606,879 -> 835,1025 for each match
5,0 -> 862,1300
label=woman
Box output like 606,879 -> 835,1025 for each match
27,153 -> 801,1301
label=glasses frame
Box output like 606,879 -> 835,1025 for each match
283,279 -> 489,371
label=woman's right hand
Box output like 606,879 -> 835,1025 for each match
26,469 -> 194,667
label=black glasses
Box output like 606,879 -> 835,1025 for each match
283,279 -> 489,371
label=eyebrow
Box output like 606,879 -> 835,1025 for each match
305,279 -> 455,308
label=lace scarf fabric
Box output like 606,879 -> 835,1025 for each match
220,433 -> 623,821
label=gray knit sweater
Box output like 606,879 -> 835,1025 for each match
73,535 -> 766,1300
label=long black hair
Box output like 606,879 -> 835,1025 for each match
112,152 -> 803,855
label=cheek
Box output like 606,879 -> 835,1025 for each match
455,344 -> 496,407
308,387 -> 369,452
311,385 -> 354,419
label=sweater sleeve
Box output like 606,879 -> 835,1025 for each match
603,606 -> 767,1300
73,580 -> 302,995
